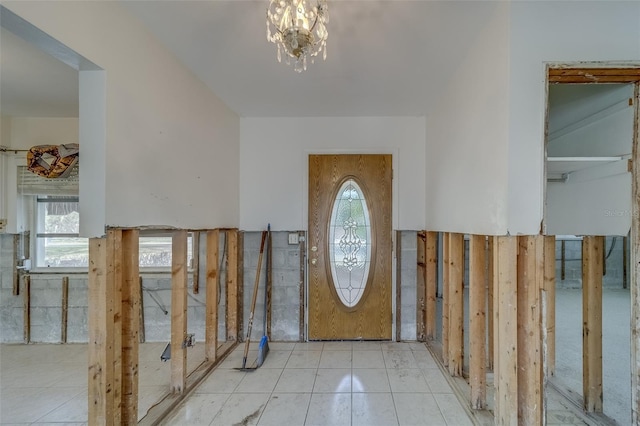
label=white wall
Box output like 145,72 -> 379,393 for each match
507,1 -> 640,234
7,117 -> 78,149
425,1 -> 510,235
4,1 -> 240,233
240,117 -> 426,231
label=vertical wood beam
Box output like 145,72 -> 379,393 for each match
487,237 -> 494,370
299,231 -> 306,341
121,229 -> 139,425
106,229 -> 123,426
623,235 -> 628,289
237,231 -> 244,340
494,236 -> 518,426
469,234 -> 486,409
205,230 -> 220,361
138,277 -> 145,344
171,230 -> 188,394
630,81 -> 640,425
442,232 -> 450,367
582,235 -> 604,412
61,276 -> 69,343
192,232 -> 200,294
544,236 -> 556,376
226,230 -> 239,341
23,275 -> 30,343
517,235 -> 544,425
12,235 -> 19,296
88,237 -> 115,425
426,231 -> 438,340
561,240 -> 566,281
416,232 -> 427,341
396,230 -> 402,341
448,233 -> 464,376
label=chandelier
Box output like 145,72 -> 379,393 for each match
266,0 -> 329,72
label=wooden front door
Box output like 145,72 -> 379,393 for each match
308,154 -> 392,340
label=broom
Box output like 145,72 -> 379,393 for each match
256,224 -> 271,367
236,229 -> 267,371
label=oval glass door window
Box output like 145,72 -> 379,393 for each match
328,178 -> 372,308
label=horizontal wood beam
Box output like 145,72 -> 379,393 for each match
549,67 -> 640,83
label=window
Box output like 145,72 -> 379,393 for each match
33,197 -> 193,269
35,196 -> 88,268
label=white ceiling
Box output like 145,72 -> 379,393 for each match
0,1 -> 502,118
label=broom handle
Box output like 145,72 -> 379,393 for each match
242,230 -> 267,366
263,224 -> 270,335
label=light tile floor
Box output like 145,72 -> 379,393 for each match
162,341 -> 474,426
0,342 -> 205,424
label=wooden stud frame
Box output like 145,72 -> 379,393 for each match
442,232 -> 450,367
171,230 -> 188,394
425,231 -> 438,340
582,235 -> 604,413
469,234 -> 487,409
205,230 -> 220,361
121,230 -> 139,425
448,233 -> 464,377
61,277 -> 69,343
544,236 -> 556,376
226,230 -> 239,341
547,65 -> 640,422
494,236 -> 518,426
416,232 -> 427,341
517,235 -> 544,425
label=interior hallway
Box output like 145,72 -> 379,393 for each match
163,341 -> 473,426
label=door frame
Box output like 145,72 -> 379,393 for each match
302,149 -> 399,341
543,63 -> 640,422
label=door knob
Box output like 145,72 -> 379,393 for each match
311,258 -> 317,265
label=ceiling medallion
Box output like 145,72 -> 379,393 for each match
266,0 -> 328,72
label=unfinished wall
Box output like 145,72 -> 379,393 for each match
0,233 -> 226,344
241,231 -> 419,342
399,231 -> 418,341
507,0 -> 640,234
555,236 -> 628,289
3,1 -> 240,233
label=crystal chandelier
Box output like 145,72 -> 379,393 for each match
266,0 -> 329,72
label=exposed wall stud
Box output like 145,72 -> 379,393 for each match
61,276 -> 69,343
582,235 -> 604,413
469,234 -> 486,409
206,230 -> 220,361
487,237 -> 494,370
121,229 -> 139,425
544,236 -> 556,376
494,236 -> 518,426
416,231 -> 427,341
426,231 -> 438,340
23,275 -> 30,343
192,231 -> 200,294
442,232 -> 450,367
448,233 -> 464,376
88,237 -> 115,425
171,230 -> 188,394
226,230 -> 239,341
517,235 -> 544,425
107,229 -> 123,426
396,230 -> 402,341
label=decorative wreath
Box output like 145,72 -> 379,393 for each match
27,144 -> 79,179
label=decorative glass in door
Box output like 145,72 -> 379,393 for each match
328,178 -> 372,308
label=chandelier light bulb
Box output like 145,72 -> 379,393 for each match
266,0 -> 328,72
